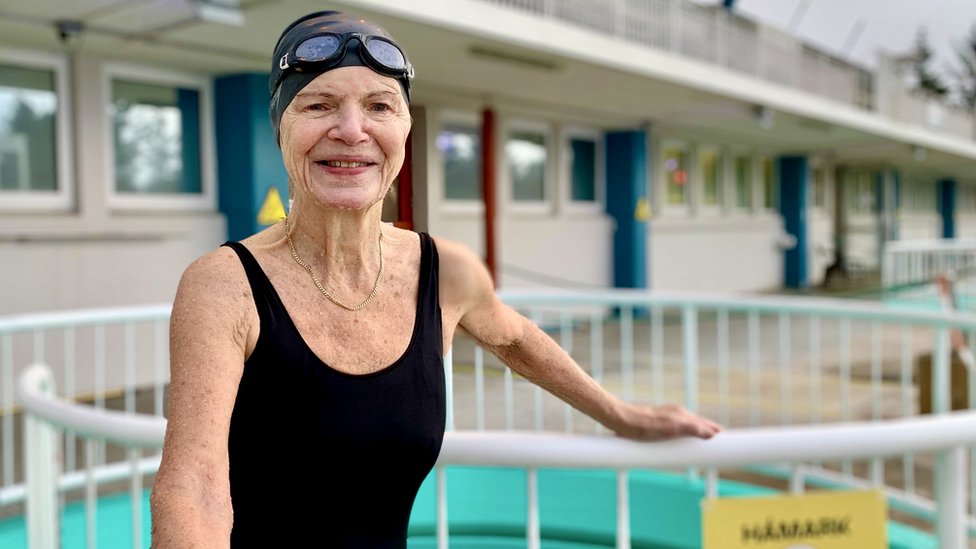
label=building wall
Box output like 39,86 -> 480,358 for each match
808,208 -> 834,287
0,53 -> 225,314
649,217 -> 783,292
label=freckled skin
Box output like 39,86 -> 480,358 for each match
150,67 -> 721,548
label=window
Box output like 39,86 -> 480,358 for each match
902,177 -> 935,214
812,164 -> 827,209
507,129 -> 547,202
732,154 -> 752,210
959,181 -> 976,215
0,51 -> 71,210
437,122 -> 481,201
563,129 -> 606,207
761,156 -> 775,209
663,145 -> 688,207
105,64 -> 213,209
699,148 -> 721,207
569,137 -> 597,202
112,80 -> 200,194
844,170 -> 876,214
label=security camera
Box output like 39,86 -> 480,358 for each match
55,20 -> 84,45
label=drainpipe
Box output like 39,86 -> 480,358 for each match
481,109 -> 498,287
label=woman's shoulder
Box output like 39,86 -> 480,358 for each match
174,243 -> 256,321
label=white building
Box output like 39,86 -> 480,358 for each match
2,0 -> 975,314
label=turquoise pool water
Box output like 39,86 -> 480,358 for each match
0,467 -> 936,548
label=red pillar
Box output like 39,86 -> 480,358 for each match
395,133 -> 414,230
481,109 -> 498,287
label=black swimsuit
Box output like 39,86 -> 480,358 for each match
222,233 -> 446,548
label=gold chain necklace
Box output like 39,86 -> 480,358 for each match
283,217 -> 384,311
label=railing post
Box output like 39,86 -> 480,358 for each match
444,347 -> 454,432
668,0 -> 681,53
527,468 -> 541,549
682,305 -> 699,412
23,364 -> 60,549
437,466 -> 449,549
936,446 -> 967,548
616,469 -> 631,549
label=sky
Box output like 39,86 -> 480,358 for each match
709,0 -> 976,77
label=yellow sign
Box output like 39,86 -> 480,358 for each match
634,197 -> 651,221
702,490 -> 887,549
257,186 -> 286,225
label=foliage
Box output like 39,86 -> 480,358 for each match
951,24 -> 976,112
912,28 -> 949,97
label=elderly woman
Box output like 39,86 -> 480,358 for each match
150,10 -> 720,548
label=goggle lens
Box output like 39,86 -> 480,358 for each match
295,35 -> 342,63
365,39 -> 407,70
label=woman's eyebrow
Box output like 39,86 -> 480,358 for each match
295,91 -> 337,100
364,90 -> 400,100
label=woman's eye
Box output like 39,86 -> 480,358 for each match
369,103 -> 392,113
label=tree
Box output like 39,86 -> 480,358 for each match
912,28 -> 949,97
952,24 -> 976,112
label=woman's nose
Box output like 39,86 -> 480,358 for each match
327,107 -> 369,145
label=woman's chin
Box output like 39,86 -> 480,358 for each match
312,191 -> 383,213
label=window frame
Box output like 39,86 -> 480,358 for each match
657,138 -> 691,217
759,154 -> 777,212
103,62 -> 215,211
503,118 -> 553,214
561,126 -> 604,213
0,47 -> 73,211
696,144 -> 723,216
727,150 -> 755,215
809,159 -> 834,215
437,110 -> 484,215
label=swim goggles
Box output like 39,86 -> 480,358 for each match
274,32 -> 414,91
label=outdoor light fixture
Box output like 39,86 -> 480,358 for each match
911,144 -> 926,162
185,0 -> 244,26
754,105 -> 775,129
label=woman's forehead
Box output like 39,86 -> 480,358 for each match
299,67 -> 402,97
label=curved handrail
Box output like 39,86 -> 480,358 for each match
19,363 -> 976,470
0,303 -> 171,333
18,364 -> 166,448
497,288 -> 976,328
3,292 -> 976,333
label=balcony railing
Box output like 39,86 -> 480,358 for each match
4,291 -> 976,547
474,0 -> 976,140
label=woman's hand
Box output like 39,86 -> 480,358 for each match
611,402 -> 722,441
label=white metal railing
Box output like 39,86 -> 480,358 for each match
0,304 -> 170,505
883,239 -> 976,310
477,0 -> 872,110
6,291 -> 976,547
472,0 -> 976,140
17,362 -> 976,549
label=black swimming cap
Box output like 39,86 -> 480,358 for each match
269,10 -> 412,143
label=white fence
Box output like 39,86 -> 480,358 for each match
883,239 -> 976,309
5,291 -> 976,547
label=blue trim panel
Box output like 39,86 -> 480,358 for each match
214,74 -> 289,242
938,178 -> 957,239
604,131 -> 647,289
778,156 -> 808,288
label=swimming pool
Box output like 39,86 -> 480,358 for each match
0,466 -> 935,548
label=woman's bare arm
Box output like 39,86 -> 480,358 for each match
150,249 -> 255,547
436,238 -> 720,440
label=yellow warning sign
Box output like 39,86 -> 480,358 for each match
702,490 -> 887,549
257,186 -> 286,226
634,197 -> 651,221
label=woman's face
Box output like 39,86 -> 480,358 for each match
279,67 -> 411,213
